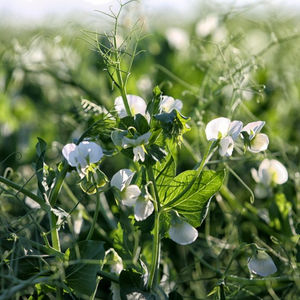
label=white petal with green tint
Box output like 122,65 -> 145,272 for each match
133,146 -> 145,162
169,220 -> 198,245
76,141 -> 103,164
242,121 -> 265,139
122,185 -> 141,206
228,120 -> 243,140
159,96 -> 183,113
134,199 -> 154,221
258,159 -> 288,185
205,117 -> 231,141
114,94 -> 149,120
219,136 -> 234,157
248,250 -> 277,276
62,143 -> 78,166
62,141 -> 103,178
249,133 -> 269,153
111,169 -> 135,191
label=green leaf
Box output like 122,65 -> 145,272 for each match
154,110 -> 190,143
65,240 -> 105,296
146,144 -> 168,165
153,155 -> 176,201
134,113 -> 150,134
163,170 -> 225,227
146,85 -> 162,116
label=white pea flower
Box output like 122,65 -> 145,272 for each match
62,141 -> 103,178
104,249 -> 123,300
159,96 -> 183,113
248,250 -> 277,277
111,169 -> 139,206
111,169 -> 154,221
169,213 -> 198,245
165,27 -> 189,51
205,117 -> 243,156
251,158 -> 288,191
122,132 -> 151,163
134,190 -> 154,222
242,121 -> 269,153
196,15 -> 218,37
114,94 -> 150,121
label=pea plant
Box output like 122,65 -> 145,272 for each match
0,2 -> 293,300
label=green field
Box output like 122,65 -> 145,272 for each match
0,1 -> 299,299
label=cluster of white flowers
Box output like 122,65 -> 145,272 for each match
62,94 -> 200,245
110,169 -> 154,221
205,117 -> 269,156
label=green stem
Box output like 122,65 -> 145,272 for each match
0,176 -> 45,209
112,26 -> 132,117
163,140 -> 215,209
146,166 -> 161,290
49,212 -> 61,252
147,166 -> 160,209
220,185 -> 285,240
97,270 -> 119,284
147,211 -> 160,290
86,180 -> 101,240
226,275 -> 295,285
49,162 -> 69,207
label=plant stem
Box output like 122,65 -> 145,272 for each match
49,212 -> 61,252
86,179 -> 101,240
147,166 -> 160,209
112,18 -> 132,117
97,270 -> 119,284
49,162 -> 69,207
0,176 -> 45,209
148,211 -> 160,290
146,166 -> 161,290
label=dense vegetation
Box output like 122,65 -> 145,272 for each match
0,2 -> 299,299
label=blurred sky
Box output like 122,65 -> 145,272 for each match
1,0 -> 300,26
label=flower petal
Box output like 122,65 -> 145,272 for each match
122,137 -> 137,148
136,131 -> 151,145
160,96 -> 183,113
133,146 -> 145,162
122,185 -> 141,206
269,159 -> 288,184
242,121 -> 265,139
205,117 -> 231,141
62,143 -> 78,166
169,220 -> 198,245
134,199 -> 154,221
248,251 -> 277,276
219,136 -> 234,157
114,96 -> 128,119
228,120 -> 243,140
254,184 -> 269,199
77,141 -> 103,164
249,133 -> 269,153
111,169 -> 135,191
114,95 -> 148,119
251,168 -> 260,183
258,159 -> 288,185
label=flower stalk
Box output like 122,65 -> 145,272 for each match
146,166 -> 161,290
